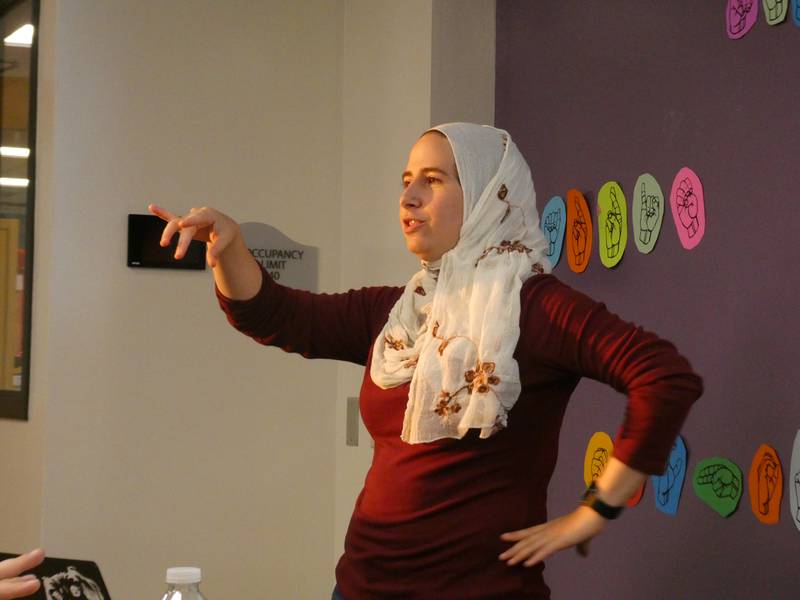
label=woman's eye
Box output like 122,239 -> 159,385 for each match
402,180 -> 410,189
426,176 -> 440,185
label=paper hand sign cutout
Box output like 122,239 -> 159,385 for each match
632,173 -> 664,254
43,566 -> 105,600
584,431 -> 613,487
763,0 -> 789,24
567,189 -> 593,273
694,457 -> 743,517
651,435 -> 688,516
670,167 -> 706,250
597,182 -> 628,268
541,195 -> 566,267
748,444 -> 783,524
727,0 -> 758,38
790,430 -> 800,531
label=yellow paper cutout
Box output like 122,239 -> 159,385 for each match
584,431 -> 614,487
597,181 -> 628,269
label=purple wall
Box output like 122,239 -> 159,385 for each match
496,2 -> 799,598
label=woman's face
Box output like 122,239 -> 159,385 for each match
399,132 -> 464,262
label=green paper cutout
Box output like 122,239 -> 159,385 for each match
763,0 -> 789,25
693,457 -> 743,517
597,181 -> 628,268
631,173 -> 664,254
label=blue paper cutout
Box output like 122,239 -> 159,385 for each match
541,195 -> 566,267
651,435 -> 688,516
793,0 -> 800,25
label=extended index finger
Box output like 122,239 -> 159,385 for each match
0,549 -> 45,580
148,204 -> 177,222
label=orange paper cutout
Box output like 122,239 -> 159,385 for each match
748,443 -> 783,524
627,479 -> 646,507
566,189 -> 593,273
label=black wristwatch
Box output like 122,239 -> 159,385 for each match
581,482 -> 624,520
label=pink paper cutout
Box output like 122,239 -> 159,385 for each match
727,0 -> 759,39
670,167 -> 706,250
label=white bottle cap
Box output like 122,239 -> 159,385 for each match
166,567 -> 202,584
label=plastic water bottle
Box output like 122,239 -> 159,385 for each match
161,567 -> 208,599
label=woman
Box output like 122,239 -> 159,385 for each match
151,123 -> 702,599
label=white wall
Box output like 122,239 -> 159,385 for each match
0,0 -> 495,597
23,1 -> 343,598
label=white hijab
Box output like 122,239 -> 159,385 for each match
370,123 -> 551,444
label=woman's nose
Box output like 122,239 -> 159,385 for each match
400,183 -> 422,208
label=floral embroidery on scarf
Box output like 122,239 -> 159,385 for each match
475,240 -> 532,267
384,334 -> 405,351
497,184 -> 515,224
434,359 -> 502,419
414,286 -> 427,296
465,360 -> 501,393
427,321 -> 503,421
531,262 -> 545,274
434,390 -> 462,416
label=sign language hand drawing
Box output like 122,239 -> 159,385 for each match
727,0 -> 758,38
651,436 -> 688,516
658,457 -> 684,506
748,444 -> 783,524
591,447 -> 609,482
597,181 -> 627,268
639,182 -> 659,245
605,187 -> 623,259
573,202 -> 588,264
541,195 -> 566,267
43,566 -> 105,600
544,209 -> 561,257
583,432 -> 613,487
795,472 -> 800,523
670,167 -> 705,250
763,0 -> 789,24
632,173 -> 664,254
566,189 -> 592,273
693,457 -> 743,517
698,463 -> 740,499
675,178 -> 699,239
758,454 -> 779,514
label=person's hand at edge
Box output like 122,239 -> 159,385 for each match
0,548 -> 45,599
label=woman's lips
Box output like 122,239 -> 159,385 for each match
402,218 -> 426,234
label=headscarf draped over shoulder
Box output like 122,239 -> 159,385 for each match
370,123 -> 551,443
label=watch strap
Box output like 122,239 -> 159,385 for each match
581,482 -> 624,520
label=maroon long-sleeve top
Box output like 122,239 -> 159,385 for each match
217,267 -> 703,599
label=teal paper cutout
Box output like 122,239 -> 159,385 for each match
541,196 -> 566,267
651,435 -> 687,516
792,0 -> 800,25
693,457 -> 743,517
